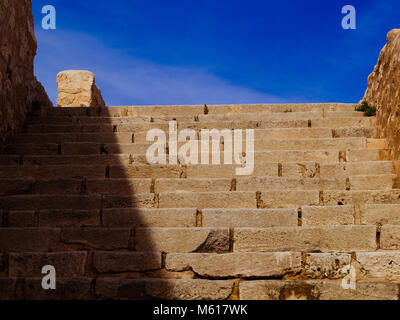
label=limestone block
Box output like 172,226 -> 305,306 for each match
57,70 -> 105,107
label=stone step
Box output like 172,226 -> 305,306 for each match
24,117 -> 373,134
207,103 -> 356,114
252,138 -> 366,150
360,204 -> 400,225
0,161 -> 392,180
323,190 -> 400,206
22,154 -> 131,166
190,118 -> 371,130
135,150 -> 344,165
238,174 -> 394,190
311,118 -> 373,128
0,225 -> 388,254
94,278 -> 234,300
349,174 -> 396,190
354,251 -> 400,281
8,203 -> 397,228
156,191 -> 322,209
202,208 -> 298,228
319,161 -> 394,178
27,124 -> 115,134
197,111 -> 363,122
0,142 -> 159,155
11,133 -> 135,144
0,227 -> 229,253
333,126 -> 376,138
0,174 -> 388,196
0,166 -> 107,179
7,210 -> 100,228
0,228 -> 132,252
236,177 -> 347,191
5,138 -> 368,156
10,127 -> 343,145
239,280 -> 398,300
0,178 -> 153,195
0,195 -> 102,211
347,149 -> 391,162
165,252 -> 302,278
41,103 -> 356,118
0,278 -> 235,300
2,149 -> 381,167
154,177 -> 349,193
233,225 -> 377,252
300,205 -> 355,226
5,208 -> 197,228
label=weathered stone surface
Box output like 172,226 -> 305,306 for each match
202,208 -> 298,228
0,228 -> 55,252
7,210 -> 37,227
301,206 -> 354,226
239,280 -> 320,300
60,228 -> 130,250
155,178 -> 231,193
281,162 -> 318,178
320,162 -> 393,178
0,195 -> 101,210
333,126 -> 375,138
159,192 -> 257,209
103,208 -> 197,228
57,70 -> 105,107
95,279 -> 234,300
356,252 -> 400,280
304,253 -> 351,279
102,194 -> 155,209
363,29 -> 400,161
9,252 -> 87,277
93,252 -> 162,273
381,225 -> 400,250
24,278 -> 92,300
346,149 -> 388,162
0,179 -> 33,196
0,0 -> 51,141
317,281 -> 398,300
349,174 -> 395,190
86,179 -> 152,195
259,191 -> 319,208
38,210 -> 100,228
324,190 -> 400,206
166,252 -> 301,278
237,177 -> 346,191
361,204 -> 400,225
135,228 -> 229,253
239,280 -> 398,300
367,139 -> 388,150
0,278 -> 19,300
234,226 -> 376,252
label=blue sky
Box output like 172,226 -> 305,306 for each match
32,0 -> 399,106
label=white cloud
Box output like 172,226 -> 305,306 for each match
35,29 -> 285,106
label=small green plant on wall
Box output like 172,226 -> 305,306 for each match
355,101 -> 376,117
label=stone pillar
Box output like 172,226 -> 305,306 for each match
57,70 -> 106,107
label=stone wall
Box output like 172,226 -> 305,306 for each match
0,0 -> 52,141
363,29 -> 400,160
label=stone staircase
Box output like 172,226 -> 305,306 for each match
1,103 -> 400,300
